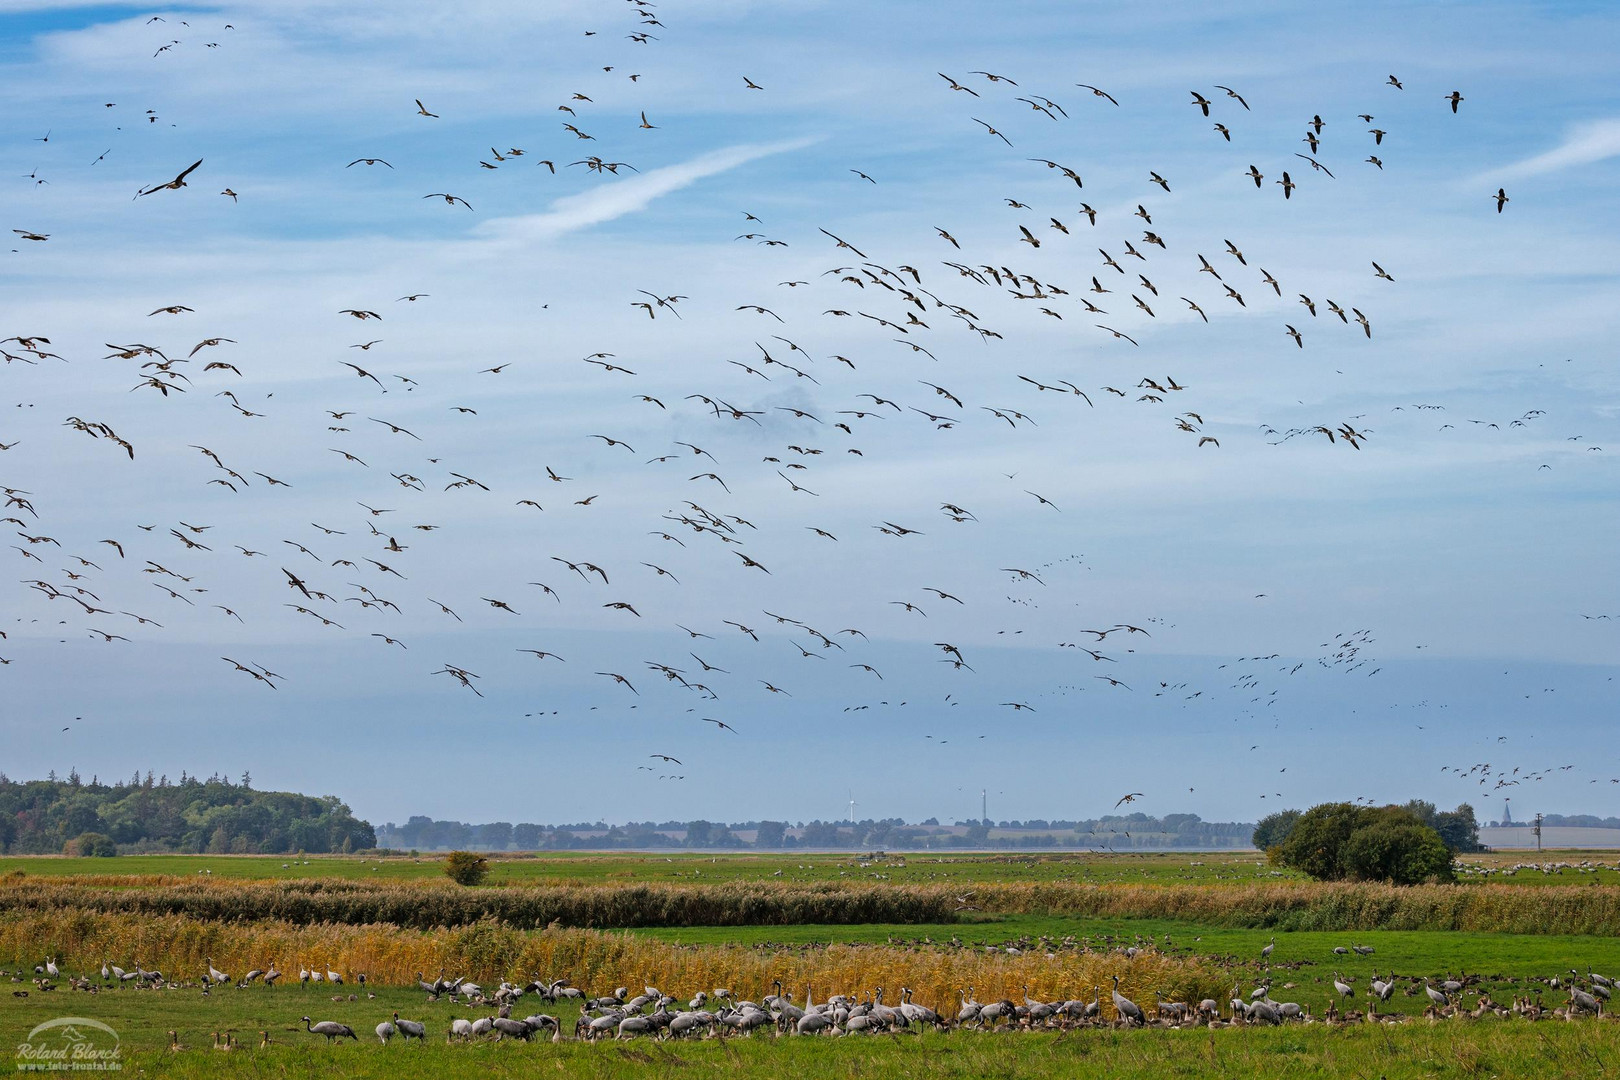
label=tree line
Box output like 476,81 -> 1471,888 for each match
378,812 -> 1258,851
0,772 -> 375,855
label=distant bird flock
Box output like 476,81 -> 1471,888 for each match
5,0 -> 1608,809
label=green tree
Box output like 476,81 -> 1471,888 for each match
1341,818 -> 1454,883
1252,809 -> 1301,851
1278,802 -> 1454,883
1277,802 -> 1364,880
65,831 -> 117,857
1433,803 -> 1484,853
443,850 -> 490,886
753,820 -> 787,848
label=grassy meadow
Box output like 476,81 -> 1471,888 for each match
3,851 -> 1618,1077
3,983 -> 1616,1080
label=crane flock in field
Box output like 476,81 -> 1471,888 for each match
9,956 -> 1612,1039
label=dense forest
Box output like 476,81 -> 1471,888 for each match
375,812 -> 1257,851
0,772 -> 374,855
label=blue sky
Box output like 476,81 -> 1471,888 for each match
1,0 -> 1616,829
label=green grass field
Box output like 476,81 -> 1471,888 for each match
5,851 -> 1619,1077
2,982 -> 1616,1080
4,849 -> 1614,888
0,850 -> 1307,886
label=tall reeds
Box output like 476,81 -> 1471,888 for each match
0,911 -> 1219,1009
2,878 -> 1617,935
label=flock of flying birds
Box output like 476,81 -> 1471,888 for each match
4,1 -> 1613,816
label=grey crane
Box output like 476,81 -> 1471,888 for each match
871,986 -> 906,1027
1246,999 -> 1282,1025
1424,981 -> 1451,1008
1021,985 -> 1056,1023
392,1013 -> 427,1041
794,996 -> 834,1035
1261,936 -> 1275,960
206,957 -> 229,985
521,1015 -> 562,1042
1332,973 -> 1355,998
492,1017 -> 535,1040
1111,975 -> 1144,1025
900,987 -> 939,1025
375,1020 -> 396,1043
301,1017 -> 357,1042
1569,986 -> 1602,1014
264,963 -> 282,986
667,1011 -> 710,1038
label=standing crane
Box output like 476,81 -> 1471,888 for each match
1111,975 -> 1144,1025
301,1017 -> 357,1042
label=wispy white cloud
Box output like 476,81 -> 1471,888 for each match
1492,118 -> 1620,180
475,137 -> 819,245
